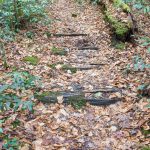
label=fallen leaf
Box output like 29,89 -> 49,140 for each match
57,96 -> 64,104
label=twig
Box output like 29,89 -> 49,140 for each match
52,33 -> 88,37
76,66 -> 101,70
78,47 -> 99,50
89,63 -> 107,65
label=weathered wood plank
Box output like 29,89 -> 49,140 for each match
35,91 -> 121,106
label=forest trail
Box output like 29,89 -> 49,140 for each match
16,0 -> 149,149
45,0 -> 116,92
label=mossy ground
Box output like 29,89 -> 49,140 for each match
23,56 -> 39,65
51,46 -> 67,56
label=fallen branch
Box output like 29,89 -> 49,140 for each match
78,47 -> 99,50
76,66 -> 101,70
89,63 -> 107,65
70,62 -> 107,65
52,33 -> 88,37
83,88 -> 120,93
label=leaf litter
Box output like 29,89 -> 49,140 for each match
0,0 -> 150,149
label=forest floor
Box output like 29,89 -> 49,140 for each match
0,0 -> 150,149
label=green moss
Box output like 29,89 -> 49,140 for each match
141,128 -> 150,136
34,91 -> 62,103
113,0 -> 122,7
35,91 -> 61,99
113,0 -> 131,12
47,63 -> 63,69
23,56 -> 39,65
121,3 -> 131,12
62,64 -> 77,73
141,147 -> 150,150
105,11 -> 129,40
68,95 -> 86,109
34,92 -> 86,109
115,42 -> 125,49
47,63 -> 77,73
114,23 -> 128,37
51,46 -> 67,56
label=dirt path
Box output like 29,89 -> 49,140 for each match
8,0 -> 149,149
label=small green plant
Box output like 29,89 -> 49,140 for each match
45,31 -> 52,37
23,56 -> 39,65
0,71 -> 39,111
11,119 -> 21,128
26,31 -> 35,39
138,36 -> 150,53
76,0 -> 84,5
90,0 -> 101,4
123,0 -> 150,14
0,0 -> 49,41
2,137 -> 19,150
0,71 -> 40,148
51,46 -> 67,56
133,56 -> 150,71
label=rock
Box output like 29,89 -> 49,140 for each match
110,126 -> 118,132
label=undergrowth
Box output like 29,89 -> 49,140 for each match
0,71 -> 40,149
0,0 -> 49,41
